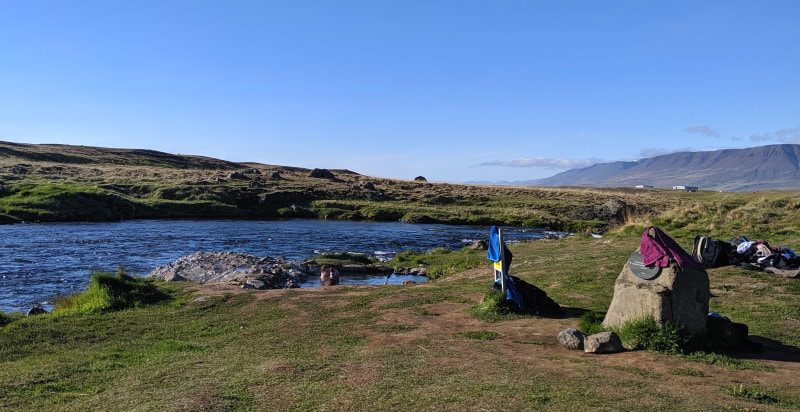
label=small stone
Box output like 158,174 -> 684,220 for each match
557,328 -> 585,350
192,296 -> 211,303
584,332 -> 623,354
241,283 -> 256,289
362,182 -> 376,190
414,176 -> 427,182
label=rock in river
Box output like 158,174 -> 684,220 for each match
149,251 -> 305,289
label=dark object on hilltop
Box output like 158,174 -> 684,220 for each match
493,275 -> 562,317
270,171 -> 283,179
227,171 -> 248,180
414,176 -> 427,182
309,168 -> 336,179
26,305 -> 47,316
362,181 -> 376,190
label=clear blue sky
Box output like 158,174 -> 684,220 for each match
1,1 -> 798,182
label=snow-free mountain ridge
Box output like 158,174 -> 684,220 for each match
527,144 -> 800,192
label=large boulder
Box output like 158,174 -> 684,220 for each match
602,249 -> 710,336
309,168 -> 336,179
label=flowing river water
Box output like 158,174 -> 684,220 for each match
0,219 -> 561,312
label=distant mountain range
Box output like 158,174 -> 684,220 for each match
524,144 -> 800,192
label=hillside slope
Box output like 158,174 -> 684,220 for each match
0,141 -> 708,229
530,144 -> 800,191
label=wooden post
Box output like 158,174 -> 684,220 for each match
499,228 -> 506,294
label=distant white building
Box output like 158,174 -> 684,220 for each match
673,185 -> 699,192
635,185 -> 654,189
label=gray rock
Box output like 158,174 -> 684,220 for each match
362,181 -> 376,190
26,305 -> 47,316
414,176 -> 427,182
309,168 -> 336,179
270,171 -> 282,179
249,180 -> 262,188
227,171 -> 248,180
148,251 -> 305,289
409,267 -> 427,276
557,328 -> 585,350
192,296 -> 211,303
163,272 -> 187,282
584,332 -> 623,354
241,283 -> 256,289
246,279 -> 266,289
466,239 -> 488,250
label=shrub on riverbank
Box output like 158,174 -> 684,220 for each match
54,268 -> 170,314
390,248 -> 484,279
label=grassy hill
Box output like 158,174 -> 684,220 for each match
2,141 -> 799,238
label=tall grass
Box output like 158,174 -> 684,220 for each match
390,248 -> 485,279
616,317 -> 685,355
54,268 -> 170,314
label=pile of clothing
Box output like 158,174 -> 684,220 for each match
730,236 -> 800,278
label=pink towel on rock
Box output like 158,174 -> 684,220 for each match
640,226 -> 705,270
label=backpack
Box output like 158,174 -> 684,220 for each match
691,236 -> 731,268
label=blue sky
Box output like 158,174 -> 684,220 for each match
1,1 -> 798,182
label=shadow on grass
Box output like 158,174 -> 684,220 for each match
558,307 -> 593,320
743,336 -> 800,363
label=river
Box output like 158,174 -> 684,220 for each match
0,219 -> 561,312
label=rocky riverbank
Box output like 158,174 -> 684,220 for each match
148,251 -> 427,289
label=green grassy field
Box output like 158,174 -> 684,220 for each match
2,142 -> 800,410
2,225 -> 799,410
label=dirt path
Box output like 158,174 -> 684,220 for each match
187,267 -> 800,410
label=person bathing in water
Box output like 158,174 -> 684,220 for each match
320,265 -> 340,286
